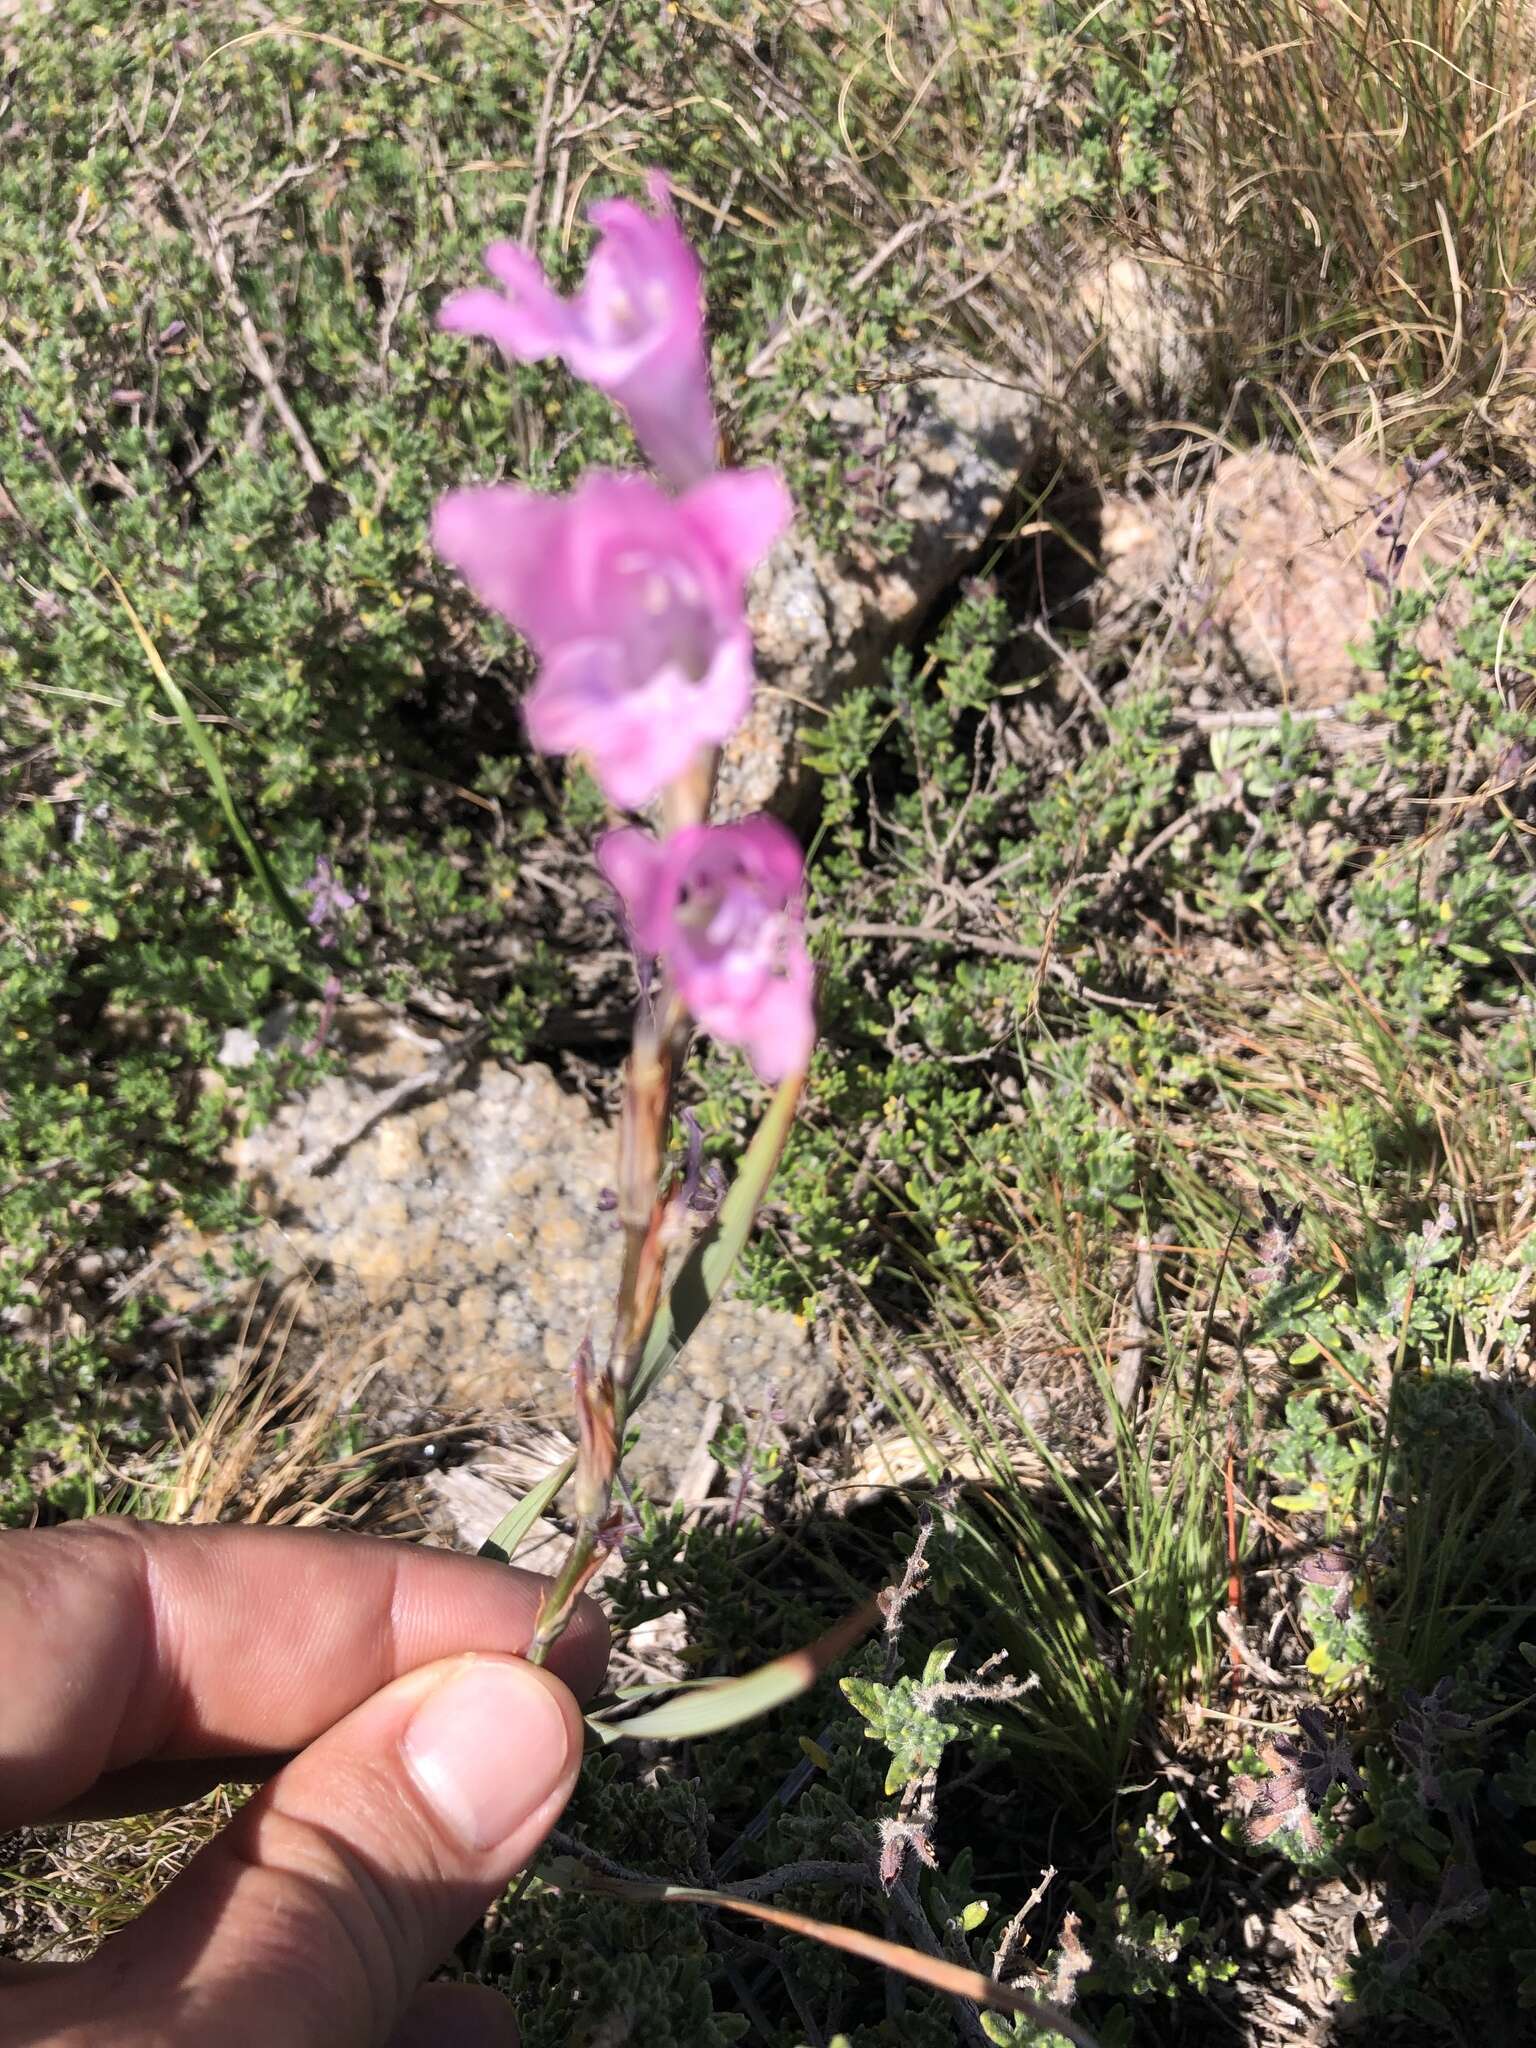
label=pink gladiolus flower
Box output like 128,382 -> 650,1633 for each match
440,175 -> 718,488
432,468 -> 790,809
599,816 -> 816,1082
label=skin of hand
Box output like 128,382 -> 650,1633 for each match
0,1518 -> 609,2048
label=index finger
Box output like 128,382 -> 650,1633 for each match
0,1517 -> 607,1829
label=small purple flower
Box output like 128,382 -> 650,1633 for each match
440,174 -> 718,488
1365,449 -> 1449,595
301,856 -> 367,949
598,815 -> 816,1082
432,468 -> 790,809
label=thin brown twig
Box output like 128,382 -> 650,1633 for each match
166,178 -> 328,486
521,3 -> 584,247
879,1502 -> 938,1679
991,1865 -> 1057,1985
1111,1224 -> 1175,1412
212,143 -> 339,230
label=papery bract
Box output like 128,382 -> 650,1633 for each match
599,816 -> 815,1081
440,175 -> 718,488
433,469 -> 790,809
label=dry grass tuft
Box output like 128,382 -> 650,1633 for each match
1171,0 -> 1536,449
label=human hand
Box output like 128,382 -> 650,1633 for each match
0,1518 -> 608,2046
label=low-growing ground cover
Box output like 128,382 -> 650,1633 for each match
4,4 -> 1536,2044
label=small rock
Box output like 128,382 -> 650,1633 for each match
164,1017 -> 833,1500
373,1119 -> 422,1183
217,1026 -> 262,1071
1077,253 -> 1205,413
1090,490 -> 1184,640
724,366 -> 1048,815
1199,448 -> 1484,707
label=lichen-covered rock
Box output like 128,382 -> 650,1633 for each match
167,1007 -> 832,1499
721,368 -> 1047,815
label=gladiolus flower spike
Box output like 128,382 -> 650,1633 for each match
444,173 -> 817,1691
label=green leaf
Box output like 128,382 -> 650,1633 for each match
631,1072 -> 804,1409
103,565 -> 309,941
585,1601 -> 876,1744
1274,1486 -> 1330,1514
1397,1837 -> 1443,1877
478,1455 -> 575,1566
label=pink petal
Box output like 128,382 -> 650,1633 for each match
437,287 -> 555,359
585,197 -> 702,329
532,654 -> 718,809
431,486 -> 582,649
686,950 -> 816,1081
622,378 -> 720,490
721,813 -> 806,899
597,827 -> 668,945
483,242 -> 570,337
563,264 -> 677,386
439,240 -> 573,359
435,460 -> 768,804
523,640 -> 627,749
654,632 -> 756,749
579,196 -> 716,486
742,959 -> 817,1081
440,186 -> 720,489
550,472 -> 676,618
682,470 -> 793,586
590,698 -> 714,809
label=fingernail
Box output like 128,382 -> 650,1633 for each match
402,1657 -> 572,1852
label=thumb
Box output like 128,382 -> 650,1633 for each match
71,1653 -> 582,2047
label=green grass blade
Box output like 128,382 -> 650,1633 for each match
105,567 -> 308,935
631,1071 -> 804,1409
584,1600 -> 875,1744
478,1455 -> 576,1566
